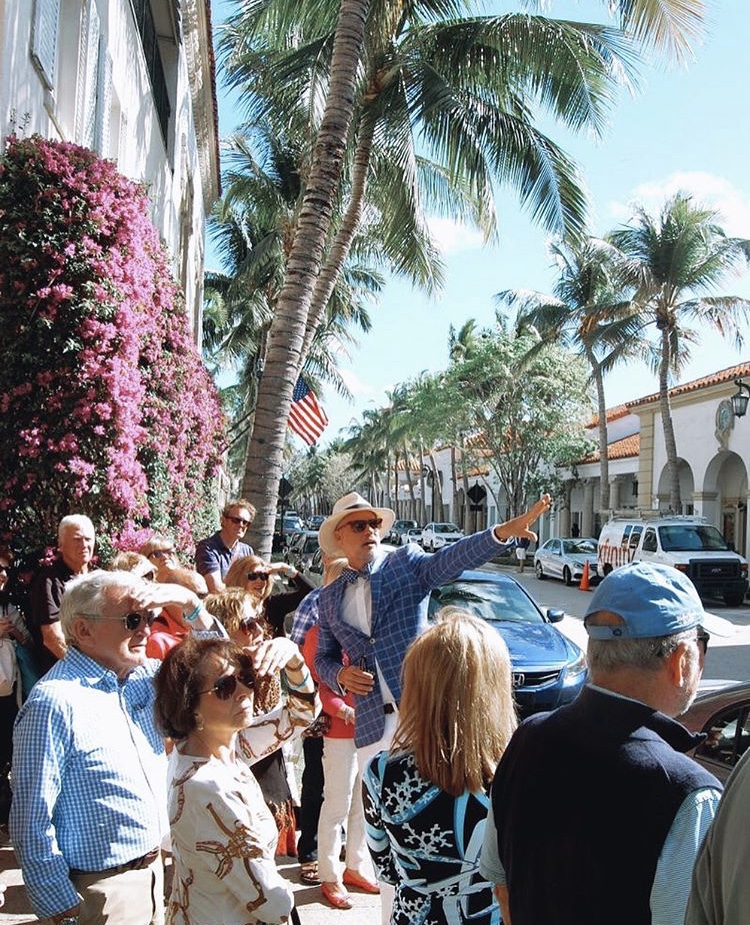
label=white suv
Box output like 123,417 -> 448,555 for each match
421,522 -> 464,552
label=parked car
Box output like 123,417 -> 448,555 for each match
421,522 -> 464,552
534,537 -> 600,586
429,569 -> 587,717
284,530 -> 320,573
682,679 -> 750,782
405,526 -> 423,546
307,514 -> 325,530
385,519 -> 420,546
272,512 -> 306,553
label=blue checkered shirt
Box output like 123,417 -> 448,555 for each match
10,648 -> 166,919
289,587 -> 322,645
315,529 -> 510,746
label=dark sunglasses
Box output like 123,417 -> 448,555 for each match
343,518 -> 383,534
240,617 -> 261,633
697,626 -> 710,655
83,611 -> 157,632
226,515 -> 251,527
246,571 -> 270,582
199,670 -> 255,700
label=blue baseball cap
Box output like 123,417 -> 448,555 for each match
585,562 -> 734,639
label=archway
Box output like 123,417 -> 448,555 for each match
703,451 -> 748,557
656,459 -> 695,515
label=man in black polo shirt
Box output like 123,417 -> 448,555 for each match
481,562 -> 728,925
28,515 -> 96,675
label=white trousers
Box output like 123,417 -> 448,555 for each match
356,710 -> 398,925
317,736 -> 371,883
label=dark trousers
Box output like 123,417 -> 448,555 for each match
297,736 -> 324,862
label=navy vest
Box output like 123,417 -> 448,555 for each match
491,686 -> 720,925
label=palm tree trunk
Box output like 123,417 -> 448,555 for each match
240,0 -> 372,556
300,108 -> 377,363
588,350 -> 611,515
659,329 -> 682,512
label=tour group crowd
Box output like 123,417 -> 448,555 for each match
0,490 -> 748,925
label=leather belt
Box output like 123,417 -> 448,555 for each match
69,847 -> 160,877
383,703 -> 397,714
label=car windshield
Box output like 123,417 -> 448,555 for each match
562,539 -> 597,554
429,580 -> 544,625
658,525 -> 730,552
303,536 -> 319,553
434,524 -> 460,533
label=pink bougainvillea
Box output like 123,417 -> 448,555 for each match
0,135 -> 225,558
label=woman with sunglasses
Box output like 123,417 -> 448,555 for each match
155,635 -> 316,925
362,609 -> 517,925
224,555 -> 315,638
204,581 -> 313,857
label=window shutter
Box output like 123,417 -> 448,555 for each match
31,0 -> 61,90
79,0 -> 101,148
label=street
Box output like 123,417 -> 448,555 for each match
0,565 -> 747,924
503,564 -> 750,683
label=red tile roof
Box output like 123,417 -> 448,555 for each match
578,433 -> 640,464
626,361 -> 750,408
586,405 -> 631,428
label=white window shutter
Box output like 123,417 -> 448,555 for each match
79,0 -> 101,148
31,0 -> 61,90
94,50 -> 112,155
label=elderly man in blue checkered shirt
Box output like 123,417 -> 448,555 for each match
10,569 -> 222,925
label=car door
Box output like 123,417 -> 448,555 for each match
692,701 -> 750,783
546,539 -> 562,579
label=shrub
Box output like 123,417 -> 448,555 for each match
0,135 -> 225,560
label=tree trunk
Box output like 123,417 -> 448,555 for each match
589,348 -> 611,515
300,108 -> 377,363
659,328 -> 682,512
240,0 -> 372,557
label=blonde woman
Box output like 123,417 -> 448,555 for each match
224,554 -> 314,638
204,585 -> 307,856
362,609 -> 517,925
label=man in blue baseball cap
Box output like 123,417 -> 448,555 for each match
482,562 -> 732,925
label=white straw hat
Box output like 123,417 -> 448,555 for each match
319,492 -> 396,557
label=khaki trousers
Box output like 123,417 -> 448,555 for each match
70,856 -> 164,925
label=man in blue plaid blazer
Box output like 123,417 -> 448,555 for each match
315,492 -> 551,751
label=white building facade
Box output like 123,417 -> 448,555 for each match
0,0 -> 219,336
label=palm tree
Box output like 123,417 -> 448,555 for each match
498,238 -> 642,516
219,0 -> 705,554
610,192 -> 750,511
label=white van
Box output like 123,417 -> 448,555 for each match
598,516 -> 748,607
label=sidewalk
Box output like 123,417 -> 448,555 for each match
0,844 -> 381,924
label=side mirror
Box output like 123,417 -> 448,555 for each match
547,608 -> 565,624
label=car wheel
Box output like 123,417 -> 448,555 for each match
563,566 -> 573,586
724,590 -> 745,607
535,561 -> 545,580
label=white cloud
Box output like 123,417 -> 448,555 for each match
338,367 -> 375,398
606,172 -> 750,236
426,216 -> 485,255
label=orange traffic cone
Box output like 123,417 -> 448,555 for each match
580,559 -> 591,592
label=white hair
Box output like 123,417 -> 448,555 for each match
58,515 -> 95,542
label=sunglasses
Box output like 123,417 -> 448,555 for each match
697,626 -> 710,655
199,669 -> 255,700
240,617 -> 261,633
342,518 -> 383,534
149,548 -> 176,560
246,571 -> 270,582
225,515 -> 251,527
83,611 -> 157,632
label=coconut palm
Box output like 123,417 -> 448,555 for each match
609,192 -> 750,512
497,238 -> 642,515
219,0 -> 705,554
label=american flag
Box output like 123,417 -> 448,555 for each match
288,377 -> 329,445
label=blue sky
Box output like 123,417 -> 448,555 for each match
209,0 -> 750,446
